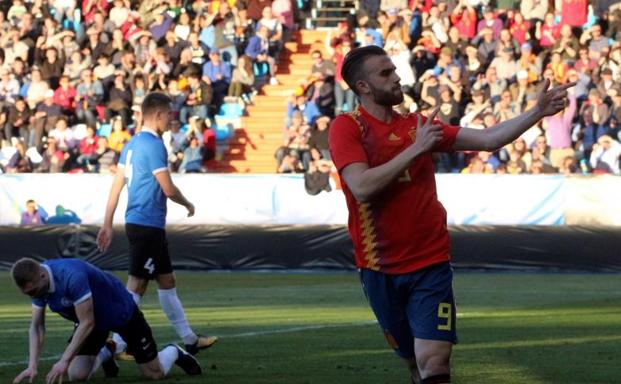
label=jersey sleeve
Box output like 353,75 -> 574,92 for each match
32,297 -> 46,307
66,269 -> 92,306
148,141 -> 169,175
328,115 -> 369,172
429,116 -> 461,153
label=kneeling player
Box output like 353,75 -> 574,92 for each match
11,258 -> 202,383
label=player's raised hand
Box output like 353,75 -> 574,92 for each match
45,359 -> 68,384
414,106 -> 444,153
185,202 -> 195,217
535,79 -> 576,117
13,366 -> 37,383
97,225 -> 113,252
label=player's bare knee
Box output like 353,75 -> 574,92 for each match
67,367 -> 90,382
142,366 -> 165,380
156,273 -> 176,289
417,352 -> 450,378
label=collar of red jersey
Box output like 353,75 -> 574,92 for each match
42,264 -> 55,293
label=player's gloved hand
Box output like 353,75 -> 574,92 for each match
535,78 -> 576,117
97,225 -> 114,252
414,106 -> 444,154
186,202 -> 195,217
13,366 -> 37,383
46,359 -> 69,384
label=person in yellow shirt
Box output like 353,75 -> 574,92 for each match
108,116 -> 132,153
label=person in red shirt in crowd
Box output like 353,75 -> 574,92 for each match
560,0 -> 587,27
328,46 -> 574,384
53,75 -> 77,115
509,12 -> 531,45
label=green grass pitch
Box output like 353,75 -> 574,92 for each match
1,271 -> 620,383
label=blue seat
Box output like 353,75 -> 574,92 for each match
217,103 -> 244,118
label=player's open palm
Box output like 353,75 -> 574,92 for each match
536,79 -> 576,117
415,106 -> 444,153
97,225 -> 113,252
13,367 -> 36,383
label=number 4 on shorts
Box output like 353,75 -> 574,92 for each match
144,258 -> 155,274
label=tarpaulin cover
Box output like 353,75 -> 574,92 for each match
1,225 -> 620,272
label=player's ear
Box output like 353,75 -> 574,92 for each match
356,80 -> 369,95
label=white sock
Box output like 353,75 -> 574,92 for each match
129,290 -> 142,305
88,344 -> 113,378
111,332 -> 127,354
157,345 -> 179,375
158,288 -> 197,345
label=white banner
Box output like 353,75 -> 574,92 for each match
1,174 -> 620,226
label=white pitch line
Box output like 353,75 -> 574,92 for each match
0,321 -> 379,367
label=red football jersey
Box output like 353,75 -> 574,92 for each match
329,106 -> 461,274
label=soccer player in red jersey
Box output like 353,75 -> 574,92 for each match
329,46 -> 574,384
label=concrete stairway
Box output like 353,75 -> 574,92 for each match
207,30 -> 328,173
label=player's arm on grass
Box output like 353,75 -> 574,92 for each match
46,292 -> 95,383
13,305 -> 46,384
452,79 -> 575,151
155,170 -> 195,217
97,167 -> 126,252
333,107 -> 444,203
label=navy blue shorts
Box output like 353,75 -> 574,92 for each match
360,262 -> 457,359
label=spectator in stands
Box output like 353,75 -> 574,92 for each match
304,115 -> 331,170
228,55 -> 255,104
245,25 -> 279,85
179,135 -> 204,173
334,40 -> 356,114
31,90 -> 62,149
0,67 -> 20,106
276,110 -> 309,170
5,97 -> 31,145
287,92 -> 320,126
76,125 -> 99,170
553,24 -> 580,63
37,137 -> 66,173
181,73 -> 212,124
257,6 -> 284,59
203,49 -> 232,110
106,71 -> 133,125
545,90 -> 577,169
25,67 -> 50,110
75,69 -> 104,127
53,75 -> 77,116
6,140 -> 33,173
305,72 -> 335,118
93,137 -> 117,174
590,135 -> 621,174
108,116 -> 131,154
20,199 -> 48,225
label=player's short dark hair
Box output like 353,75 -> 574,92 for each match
141,92 -> 172,118
11,258 -> 41,288
341,45 -> 387,96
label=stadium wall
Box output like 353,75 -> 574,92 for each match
1,174 -> 620,226
1,225 -> 620,272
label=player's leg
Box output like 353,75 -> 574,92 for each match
112,224 -> 157,355
359,268 -> 418,379
153,229 -> 218,354
65,327 -> 114,380
117,307 -> 202,379
407,262 -> 457,383
68,356 -> 96,381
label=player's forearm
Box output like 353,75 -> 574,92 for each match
60,321 -> 94,364
103,174 -> 125,227
352,144 -> 425,203
167,185 -> 191,208
27,322 -> 44,369
484,106 -> 544,151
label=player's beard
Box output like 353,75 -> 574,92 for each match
370,83 -> 404,106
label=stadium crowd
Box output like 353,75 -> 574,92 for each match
0,0 -> 295,173
0,0 -> 619,176
277,0 -> 621,175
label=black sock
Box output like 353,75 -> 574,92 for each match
421,373 -> 451,384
